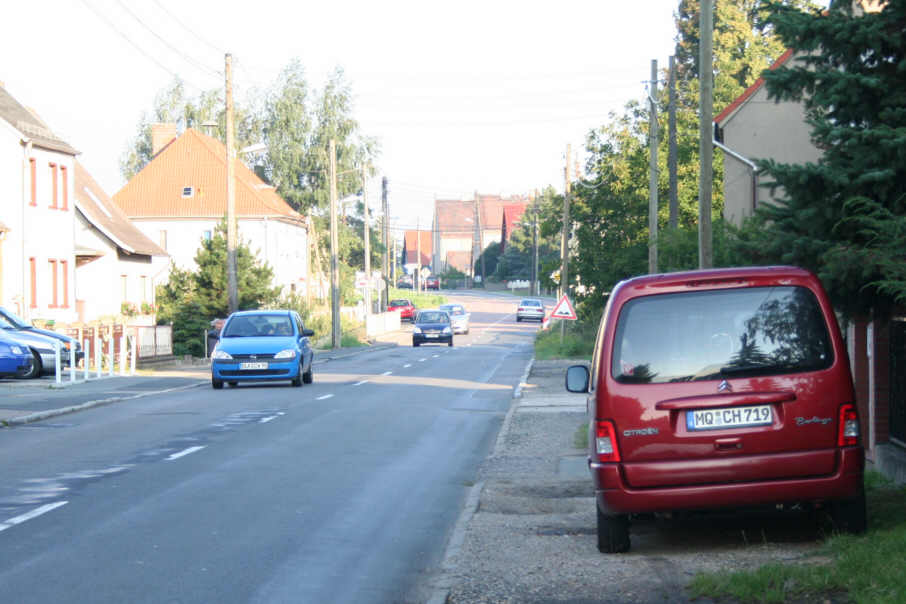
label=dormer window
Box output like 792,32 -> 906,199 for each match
182,186 -> 194,198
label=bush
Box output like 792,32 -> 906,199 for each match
534,320 -> 596,360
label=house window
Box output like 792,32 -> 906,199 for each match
49,259 -> 58,307
61,260 -> 69,308
49,163 -> 58,209
203,230 -> 212,242
60,166 -> 68,211
182,186 -> 194,198
29,159 -> 36,206
29,257 -> 37,308
159,230 -> 167,251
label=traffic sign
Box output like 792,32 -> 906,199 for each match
550,295 -> 577,320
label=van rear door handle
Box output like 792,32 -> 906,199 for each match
714,437 -> 742,451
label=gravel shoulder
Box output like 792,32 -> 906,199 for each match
441,360 -> 832,604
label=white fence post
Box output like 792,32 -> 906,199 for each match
130,333 -> 137,375
95,335 -> 102,379
107,335 -> 114,377
54,340 -> 62,385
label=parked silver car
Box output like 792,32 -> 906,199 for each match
0,314 -> 78,378
0,306 -> 83,366
439,303 -> 470,334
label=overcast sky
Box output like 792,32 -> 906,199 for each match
2,0 -> 681,230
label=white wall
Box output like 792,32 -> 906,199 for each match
131,217 -> 308,296
0,127 -> 76,323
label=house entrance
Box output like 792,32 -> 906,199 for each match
889,319 -> 906,445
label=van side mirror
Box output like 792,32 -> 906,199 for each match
565,365 -> 590,393
301,328 -> 315,337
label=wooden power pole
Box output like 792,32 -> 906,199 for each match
225,53 -> 238,314
381,176 -> 389,310
699,0 -> 714,268
362,164 -> 371,315
649,59 -> 659,275
668,55 -> 678,230
329,139 -> 341,349
560,144 -> 571,301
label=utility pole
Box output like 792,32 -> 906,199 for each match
649,59 -> 659,275
306,215 -> 313,308
416,217 -> 422,293
381,176 -> 389,310
668,55 -> 678,230
362,164 -> 371,315
329,139 -> 340,349
471,191 -> 481,288
225,53 -> 238,314
476,191 -> 486,284
560,144 -> 571,301
699,0 -> 714,268
532,201 -> 539,296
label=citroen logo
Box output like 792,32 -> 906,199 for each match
718,380 -> 732,393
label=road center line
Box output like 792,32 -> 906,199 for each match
0,501 -> 69,533
166,446 -> 206,461
403,364 -> 412,368
259,415 -> 279,423
381,371 -> 392,376
418,358 -> 427,362
317,394 -> 334,400
432,354 -> 439,358
353,380 -> 369,386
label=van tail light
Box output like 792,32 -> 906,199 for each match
594,420 -> 621,462
838,404 -> 860,447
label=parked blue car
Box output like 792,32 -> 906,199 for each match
210,310 -> 315,389
0,332 -> 34,379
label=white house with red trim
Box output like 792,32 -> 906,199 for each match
0,82 -> 78,323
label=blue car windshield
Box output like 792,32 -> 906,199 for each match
223,315 -> 294,337
418,312 -> 449,324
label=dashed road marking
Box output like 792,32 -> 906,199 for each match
317,394 -> 334,400
404,364 -> 412,368
166,446 -> 206,461
419,358 -> 427,362
0,501 -> 68,533
259,415 -> 279,423
432,354 -> 439,358
381,371 -> 392,376
353,380 -> 369,386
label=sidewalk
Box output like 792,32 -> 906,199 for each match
0,332 -> 409,427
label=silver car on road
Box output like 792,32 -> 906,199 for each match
439,303 -> 470,334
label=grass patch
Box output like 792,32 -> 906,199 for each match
534,320 -> 596,360
574,422 -> 589,450
687,472 -> 906,603
389,287 -> 447,309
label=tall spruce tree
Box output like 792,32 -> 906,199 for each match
741,0 -> 906,317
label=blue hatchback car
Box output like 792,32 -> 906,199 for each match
0,332 -> 33,379
210,310 -> 315,389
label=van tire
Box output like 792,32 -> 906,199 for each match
830,485 -> 867,534
596,504 -> 630,553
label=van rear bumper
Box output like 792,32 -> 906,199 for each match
590,447 -> 864,515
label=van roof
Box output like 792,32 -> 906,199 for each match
615,266 -> 816,297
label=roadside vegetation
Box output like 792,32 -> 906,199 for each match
534,320 -> 595,360
389,287 -> 446,309
688,472 -> 906,603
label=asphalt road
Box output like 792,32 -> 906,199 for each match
0,291 -> 541,604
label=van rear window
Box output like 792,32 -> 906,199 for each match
611,286 -> 833,383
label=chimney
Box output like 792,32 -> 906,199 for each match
151,123 -> 177,157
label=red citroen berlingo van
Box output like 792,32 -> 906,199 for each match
566,266 -> 866,553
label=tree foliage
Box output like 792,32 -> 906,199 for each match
736,0 -> 906,317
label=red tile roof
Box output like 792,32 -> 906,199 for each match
502,204 -> 528,239
435,199 -> 474,235
112,128 -> 304,225
714,49 -> 795,126
403,230 -> 432,265
445,251 -> 472,274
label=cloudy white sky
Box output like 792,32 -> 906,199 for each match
2,0 -> 681,230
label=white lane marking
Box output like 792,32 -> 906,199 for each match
418,358 -> 427,362
381,371 -> 392,376
353,380 -> 369,386
403,364 -> 412,368
0,501 -> 69,533
166,446 -> 206,461
432,354 -> 439,358
259,415 -> 279,423
317,394 -> 334,400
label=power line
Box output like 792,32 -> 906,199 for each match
77,0 -> 214,92
115,0 -> 222,78
151,0 -> 225,56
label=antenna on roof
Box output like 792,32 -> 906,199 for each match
201,121 -> 218,136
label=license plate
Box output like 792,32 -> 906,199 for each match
426,334 -> 438,338
239,362 -> 268,370
687,405 -> 772,431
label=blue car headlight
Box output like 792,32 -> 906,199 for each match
274,349 -> 297,360
413,327 -> 422,334
11,345 -> 24,355
212,349 -> 233,360
443,327 -> 452,334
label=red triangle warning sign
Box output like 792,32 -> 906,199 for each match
550,295 -> 577,320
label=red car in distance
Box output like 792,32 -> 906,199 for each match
388,298 -> 416,321
425,276 -> 440,290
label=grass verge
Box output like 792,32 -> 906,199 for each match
389,287 -> 447,309
687,471 -> 906,603
534,319 -> 596,360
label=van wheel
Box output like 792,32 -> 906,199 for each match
830,485 -> 867,534
596,503 -> 630,553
